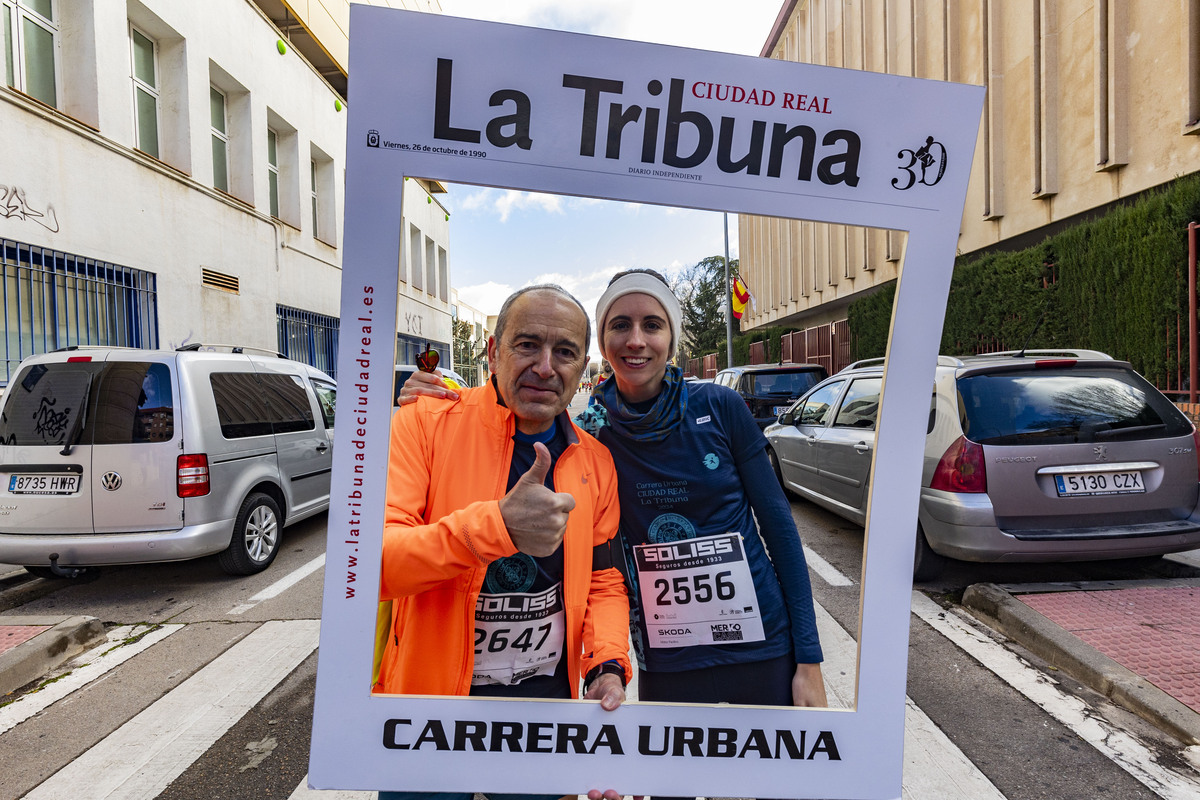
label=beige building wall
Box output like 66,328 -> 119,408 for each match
249,0 -> 440,97
740,0 -> 1200,333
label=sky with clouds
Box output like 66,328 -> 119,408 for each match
434,0 -> 786,361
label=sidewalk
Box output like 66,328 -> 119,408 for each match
0,613 -> 106,697
962,571 -> 1200,745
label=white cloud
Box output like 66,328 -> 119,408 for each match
438,0 -> 780,57
494,190 -> 563,222
455,281 -> 514,315
455,187 -> 564,222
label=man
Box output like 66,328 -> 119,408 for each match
375,285 -> 630,728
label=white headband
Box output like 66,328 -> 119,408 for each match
595,272 -> 683,362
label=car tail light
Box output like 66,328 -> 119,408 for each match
1033,359 -> 1076,368
1193,428 -> 1200,475
930,435 -> 987,493
66,356 -> 93,362
177,454 -> 210,497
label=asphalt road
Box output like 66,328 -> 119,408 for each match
2,393 -> 1199,798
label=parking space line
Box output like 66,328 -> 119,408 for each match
24,619 -> 319,800
814,602 -> 1008,799
803,543 -> 855,587
0,623 -> 182,736
228,554 -> 326,615
910,591 -> 1200,800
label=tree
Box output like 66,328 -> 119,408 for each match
673,255 -> 741,369
451,319 -> 478,385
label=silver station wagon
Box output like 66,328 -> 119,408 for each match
764,350 -> 1200,580
0,346 -> 336,577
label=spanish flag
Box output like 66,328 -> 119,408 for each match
731,276 -> 753,319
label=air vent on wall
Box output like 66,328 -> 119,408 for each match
201,268 -> 240,293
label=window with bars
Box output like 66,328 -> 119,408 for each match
1,238 -> 159,385
130,25 -> 159,158
277,304 -> 338,379
2,0 -> 58,107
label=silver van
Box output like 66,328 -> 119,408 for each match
0,345 -> 336,577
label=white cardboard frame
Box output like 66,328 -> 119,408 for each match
310,7 -> 983,798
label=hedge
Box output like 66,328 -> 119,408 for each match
847,173 -> 1200,387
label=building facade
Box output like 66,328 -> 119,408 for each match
1,0 -> 447,385
739,0 -> 1200,347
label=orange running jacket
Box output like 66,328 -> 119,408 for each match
375,381 -> 630,697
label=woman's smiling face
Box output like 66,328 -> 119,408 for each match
603,292 -> 672,403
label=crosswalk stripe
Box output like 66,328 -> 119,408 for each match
910,591 -> 1200,800
24,619 -> 320,800
229,554 -> 327,615
0,623 -> 181,736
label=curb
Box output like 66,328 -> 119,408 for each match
0,616 -> 107,697
961,582 -> 1200,746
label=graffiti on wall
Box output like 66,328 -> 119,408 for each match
1,184 -> 60,233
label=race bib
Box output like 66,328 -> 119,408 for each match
471,584 -> 566,686
634,532 -> 765,649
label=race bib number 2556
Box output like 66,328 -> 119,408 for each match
634,532 -> 764,649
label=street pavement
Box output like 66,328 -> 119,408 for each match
5,554 -> 1199,749
2,388 -> 1200,795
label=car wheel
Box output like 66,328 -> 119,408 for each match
913,524 -> 947,582
219,493 -> 282,576
768,447 -> 797,498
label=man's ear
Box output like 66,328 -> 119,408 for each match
486,335 -> 498,373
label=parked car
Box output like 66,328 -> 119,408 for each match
393,364 -> 470,405
713,362 -> 829,429
0,345 -> 337,578
764,350 -> 1200,580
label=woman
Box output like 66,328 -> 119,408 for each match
402,269 -> 826,794
576,269 -> 825,712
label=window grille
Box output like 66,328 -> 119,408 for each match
277,304 -> 338,379
1,238 -> 158,385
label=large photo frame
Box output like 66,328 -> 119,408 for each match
310,7 -> 983,798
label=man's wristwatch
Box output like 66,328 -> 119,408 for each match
584,660 -> 627,693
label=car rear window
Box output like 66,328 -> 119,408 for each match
0,361 -> 174,446
956,366 -> 1192,445
749,370 -> 824,397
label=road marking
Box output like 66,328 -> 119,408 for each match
0,623 -> 181,736
803,543 -> 855,586
1166,549 -> 1200,569
288,776 -> 373,798
24,619 -> 319,800
228,554 -> 326,615
910,591 -> 1200,800
814,602 -> 1008,799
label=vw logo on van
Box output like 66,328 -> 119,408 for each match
101,472 -> 123,491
